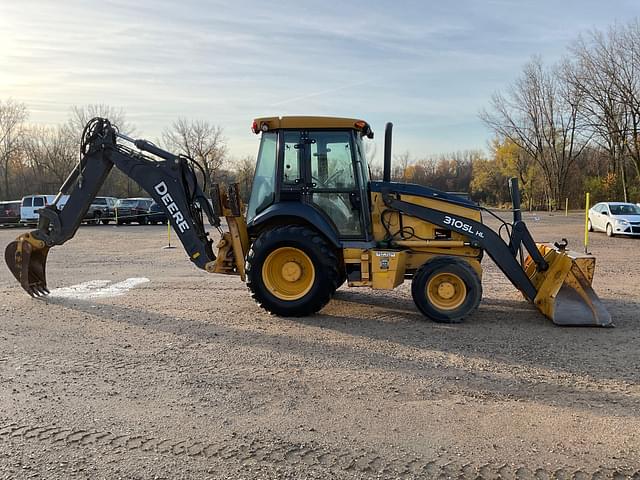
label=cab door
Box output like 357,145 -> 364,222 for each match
306,130 -> 367,238
276,129 -> 369,239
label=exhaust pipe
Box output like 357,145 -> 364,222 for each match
508,177 -> 522,223
383,122 -> 393,182
509,177 -> 525,265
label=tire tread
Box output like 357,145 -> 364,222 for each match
411,256 -> 482,324
246,225 -> 340,316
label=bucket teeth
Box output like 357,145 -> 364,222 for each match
4,235 -> 50,297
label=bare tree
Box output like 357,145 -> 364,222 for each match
162,118 -> 227,189
0,99 -> 28,199
565,28 -> 634,200
480,58 -> 589,208
67,104 -> 135,137
394,150 -> 412,180
22,125 -> 77,186
63,104 -> 143,197
233,156 -> 256,203
614,21 -> 640,182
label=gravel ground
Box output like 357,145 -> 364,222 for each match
0,212 -> 639,479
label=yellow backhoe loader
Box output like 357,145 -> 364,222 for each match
5,116 -> 611,326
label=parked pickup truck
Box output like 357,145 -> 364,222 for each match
84,196 -> 118,224
115,198 -> 153,225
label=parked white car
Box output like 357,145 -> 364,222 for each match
588,202 -> 640,237
20,194 -> 68,225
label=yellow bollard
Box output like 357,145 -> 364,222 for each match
163,221 -> 176,250
584,192 -> 590,254
565,198 -> 569,216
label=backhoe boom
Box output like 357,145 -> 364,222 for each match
5,118 -> 219,295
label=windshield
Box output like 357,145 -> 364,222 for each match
610,204 -> 640,215
247,132 -> 277,222
93,198 -> 107,205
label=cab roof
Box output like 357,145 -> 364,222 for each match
252,116 -> 373,137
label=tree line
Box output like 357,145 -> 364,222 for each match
0,102 -> 254,203
2,19 -> 640,209
478,18 -> 640,208
371,18 -> 640,209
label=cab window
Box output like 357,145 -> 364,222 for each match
282,131 -> 302,185
307,131 -> 362,237
247,132 -> 277,222
310,132 -> 355,189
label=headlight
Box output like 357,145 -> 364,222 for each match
615,219 -> 630,225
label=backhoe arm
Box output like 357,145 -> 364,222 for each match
5,118 -> 219,296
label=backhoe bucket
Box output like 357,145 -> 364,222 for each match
4,233 -> 50,297
524,244 -> 612,327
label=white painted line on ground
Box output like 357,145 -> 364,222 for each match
48,278 -> 150,299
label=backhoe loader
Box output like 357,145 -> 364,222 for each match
5,116 -> 611,326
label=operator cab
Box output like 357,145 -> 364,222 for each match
247,116 -> 374,240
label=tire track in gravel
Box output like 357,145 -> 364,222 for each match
13,345 -> 640,416
2,421 -> 639,479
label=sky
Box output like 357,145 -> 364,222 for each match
1,0 -> 638,163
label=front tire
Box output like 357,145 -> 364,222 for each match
606,223 -> 614,237
246,226 -> 340,316
588,219 -> 593,232
411,257 -> 482,323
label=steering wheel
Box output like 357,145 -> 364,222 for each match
312,169 -> 345,188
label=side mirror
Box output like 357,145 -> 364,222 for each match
602,211 -> 608,216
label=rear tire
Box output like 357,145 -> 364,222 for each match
139,216 -> 148,225
246,225 -> 340,316
411,256 -> 482,324
101,219 -> 110,225
606,223 -> 614,237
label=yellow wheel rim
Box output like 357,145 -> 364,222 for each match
262,247 -> 315,301
426,272 -> 466,311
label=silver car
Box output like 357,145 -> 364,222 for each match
588,202 -> 640,237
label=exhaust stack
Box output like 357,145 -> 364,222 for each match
509,177 -> 522,223
383,122 -> 393,182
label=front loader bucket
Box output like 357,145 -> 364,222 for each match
4,233 -> 50,297
524,244 -> 612,327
